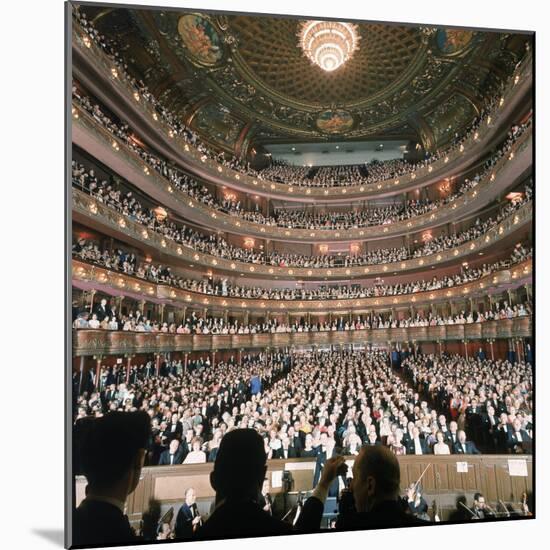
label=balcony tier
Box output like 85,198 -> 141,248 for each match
72,258 -> 532,314
73,317 -> 531,356
73,186 -> 532,281
72,102 -> 532,244
72,22 -> 533,203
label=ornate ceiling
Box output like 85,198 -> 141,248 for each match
79,6 -> 530,153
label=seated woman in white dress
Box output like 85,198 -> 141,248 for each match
183,438 -> 207,464
433,431 -> 451,455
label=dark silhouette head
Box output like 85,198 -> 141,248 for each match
210,429 -> 267,501
75,411 -> 151,496
351,445 -> 401,512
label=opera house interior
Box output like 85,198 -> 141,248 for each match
68,3 -> 534,547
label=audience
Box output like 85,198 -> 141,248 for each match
73,6 -> 530,190
74,350 -> 532,468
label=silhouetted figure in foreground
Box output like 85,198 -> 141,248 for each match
336,446 -> 429,530
72,411 -> 151,547
197,428 -> 343,540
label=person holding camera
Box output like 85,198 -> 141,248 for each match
336,446 -> 429,530
197,429 -> 346,540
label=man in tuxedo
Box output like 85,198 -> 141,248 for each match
496,413 -> 512,453
481,405 -> 499,451
465,397 -> 484,447
336,445 -> 429,530
167,413 -> 183,441
406,427 -> 428,455
94,298 -> 110,321
471,492 -> 495,519
313,433 -> 337,492
507,419 -> 532,454
175,488 -> 202,539
158,439 -> 185,465
197,429 -> 342,540
287,426 -> 303,456
453,430 -> 481,455
72,411 -> 151,547
446,420 -> 460,451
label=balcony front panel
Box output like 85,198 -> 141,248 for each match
73,317 -> 532,356
72,259 -> 532,314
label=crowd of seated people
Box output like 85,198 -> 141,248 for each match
73,6 -> 530,191
72,93 -> 531,233
256,113 -> 529,189
74,350 -> 532,469
72,236 -> 532,304
71,87 -> 531,234
72,157 -> 532,268
402,354 -> 533,454
73,294 -> 531,335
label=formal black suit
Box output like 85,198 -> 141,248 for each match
446,431 -> 459,451
507,429 -> 532,453
495,423 -> 512,453
196,496 -> 323,540
158,448 -> 185,465
405,437 -> 429,455
453,440 -> 481,455
72,499 -> 138,547
481,413 -> 499,451
93,303 -> 110,321
175,502 -> 200,539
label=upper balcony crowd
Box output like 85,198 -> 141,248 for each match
73,84 -> 532,234
73,152 -> 532,269
73,235 -> 531,303
73,6 -> 531,193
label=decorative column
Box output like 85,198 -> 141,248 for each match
184,352 -> 188,374
463,339 -> 469,360
78,356 -> 85,393
125,354 -> 133,384
89,289 -> 97,313
155,353 -> 161,376
93,354 -> 103,391
159,303 -> 165,324
488,339 -> 495,360
211,350 -> 216,366
115,295 -> 124,318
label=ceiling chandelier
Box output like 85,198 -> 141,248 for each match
298,20 -> 360,72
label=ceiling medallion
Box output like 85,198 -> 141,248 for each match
298,20 -> 360,72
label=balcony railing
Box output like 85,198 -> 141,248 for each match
72,19 -> 533,202
72,101 -> 532,243
72,257 -> 531,313
73,317 -> 531,356
73,182 -> 532,281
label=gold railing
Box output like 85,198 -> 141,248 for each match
72,19 -> 533,201
73,182 -> 532,281
73,317 -> 531,356
72,100 -> 532,243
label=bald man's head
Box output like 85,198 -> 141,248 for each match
351,445 -> 401,513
